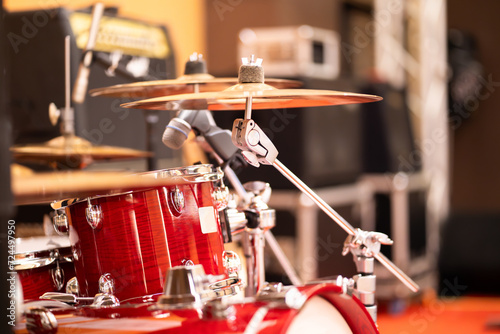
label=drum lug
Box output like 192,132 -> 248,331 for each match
52,210 -> 69,235
169,186 -> 185,213
98,273 -> 115,295
50,265 -> 65,292
25,306 -> 58,334
222,250 -> 241,278
85,199 -> 103,229
181,259 -> 194,267
65,277 -> 80,296
212,185 -> 229,210
91,293 -> 120,308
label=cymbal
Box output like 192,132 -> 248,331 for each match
89,73 -> 303,98
12,170 -> 179,205
120,82 -> 383,111
11,135 -> 151,169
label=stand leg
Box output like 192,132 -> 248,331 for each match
242,229 -> 265,297
264,230 -> 302,286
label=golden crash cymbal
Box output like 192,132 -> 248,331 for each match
120,82 -> 383,111
11,135 -> 151,169
89,73 -> 303,98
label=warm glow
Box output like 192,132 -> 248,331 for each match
4,0 -> 207,77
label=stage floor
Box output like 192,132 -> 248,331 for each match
378,295 -> 500,333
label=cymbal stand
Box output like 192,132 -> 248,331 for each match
231,93 -> 420,322
62,36 -> 75,140
46,36 -> 75,141
221,164 -> 302,296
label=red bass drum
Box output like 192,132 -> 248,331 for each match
64,165 -> 228,301
19,283 -> 378,334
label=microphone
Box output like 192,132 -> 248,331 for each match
72,3 -> 105,104
162,109 -> 239,163
162,117 -> 192,149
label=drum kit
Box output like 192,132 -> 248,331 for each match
10,20 -> 419,334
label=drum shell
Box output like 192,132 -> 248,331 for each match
17,261 -> 75,300
66,180 -> 226,300
14,236 -> 74,300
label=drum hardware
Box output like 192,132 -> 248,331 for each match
40,292 -> 93,305
90,293 -> 121,308
212,185 -> 229,211
85,199 -> 103,229
65,277 -> 80,295
224,206 -> 247,236
182,259 -> 195,267
229,59 -> 417,322
256,283 -> 308,309
50,259 -> 65,292
238,181 -> 276,297
222,250 -> 242,278
40,290 -> 123,309
342,229 -> 393,323
168,186 -> 185,214
25,306 -> 58,334
156,95 -> 302,294
122,57 -> 418,324
98,273 -> 115,294
51,211 -> 68,236
24,283 -> 377,333
218,207 -> 234,244
155,264 -> 215,310
156,264 -> 242,311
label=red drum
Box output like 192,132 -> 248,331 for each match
65,165 -> 228,301
164,283 -> 378,334
21,283 -> 378,333
14,236 -> 75,300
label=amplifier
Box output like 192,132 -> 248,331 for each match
6,7 -> 176,167
238,25 -> 340,80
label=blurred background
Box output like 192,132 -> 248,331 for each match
1,0 -> 500,332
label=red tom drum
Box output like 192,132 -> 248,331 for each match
14,236 -> 75,300
65,165 -> 228,301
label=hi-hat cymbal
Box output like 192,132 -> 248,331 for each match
120,82 -> 383,111
89,73 -> 303,98
11,135 -> 151,169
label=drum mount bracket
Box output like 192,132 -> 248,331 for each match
342,229 -> 394,323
